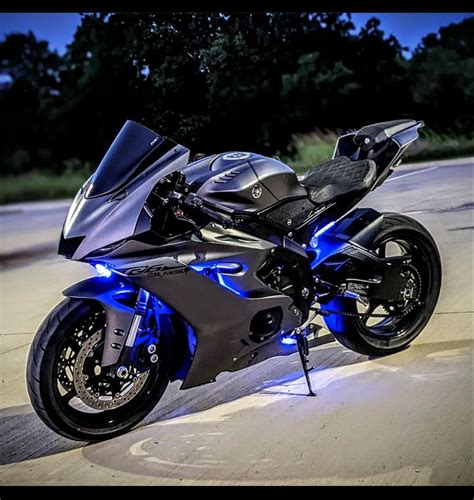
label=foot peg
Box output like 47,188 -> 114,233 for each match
295,329 -> 316,397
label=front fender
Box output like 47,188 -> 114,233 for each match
63,275 -> 137,366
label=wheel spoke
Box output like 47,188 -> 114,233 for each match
378,242 -> 387,258
361,300 -> 381,324
62,389 -> 77,404
366,300 -> 381,315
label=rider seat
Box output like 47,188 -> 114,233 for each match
301,156 -> 377,204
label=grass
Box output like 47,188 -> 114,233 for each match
279,129 -> 338,174
0,171 -> 88,205
403,130 -> 474,163
1,129 -> 473,204
282,128 -> 474,175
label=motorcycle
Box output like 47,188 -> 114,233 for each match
27,119 -> 441,441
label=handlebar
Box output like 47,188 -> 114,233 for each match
183,193 -> 234,227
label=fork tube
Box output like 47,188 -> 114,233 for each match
125,288 -> 150,347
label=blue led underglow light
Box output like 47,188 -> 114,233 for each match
95,263 -> 112,278
310,221 -> 336,248
188,263 -> 208,273
280,336 -> 297,345
216,272 -> 246,297
189,261 -> 247,297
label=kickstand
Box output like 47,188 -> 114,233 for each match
295,330 -> 316,397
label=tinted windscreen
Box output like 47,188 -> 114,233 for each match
86,120 -> 169,198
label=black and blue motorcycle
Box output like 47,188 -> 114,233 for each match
27,119 -> 441,441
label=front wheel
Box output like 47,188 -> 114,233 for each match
321,213 -> 442,356
27,298 -> 171,441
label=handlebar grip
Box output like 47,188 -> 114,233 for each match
184,194 -> 233,227
199,205 -> 233,226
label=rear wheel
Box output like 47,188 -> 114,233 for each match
321,213 -> 441,356
27,298 -> 171,441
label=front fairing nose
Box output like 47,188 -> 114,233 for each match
59,189 -> 120,259
63,186 -> 107,239
59,144 -> 191,261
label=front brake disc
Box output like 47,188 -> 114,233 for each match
73,331 -> 149,411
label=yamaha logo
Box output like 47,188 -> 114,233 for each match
222,152 -> 251,160
252,184 -> 263,199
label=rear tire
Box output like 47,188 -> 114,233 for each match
27,298 -> 171,441
320,213 -> 442,356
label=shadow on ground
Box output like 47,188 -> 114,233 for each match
81,338 -> 472,485
0,341 -> 361,466
1,336 -> 471,486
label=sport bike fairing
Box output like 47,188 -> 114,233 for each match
60,118 -> 425,390
60,120 -> 190,260
110,229 -> 304,389
27,116 -> 442,442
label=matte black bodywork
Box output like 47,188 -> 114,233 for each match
181,152 -> 306,213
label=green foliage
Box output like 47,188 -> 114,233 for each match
0,31 -> 61,170
4,148 -> 31,174
61,157 -> 94,175
407,17 -> 474,132
279,129 -> 337,173
404,129 -> 474,162
0,171 -> 88,204
0,13 -> 473,191
283,127 -> 474,175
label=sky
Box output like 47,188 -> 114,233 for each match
0,13 -> 472,55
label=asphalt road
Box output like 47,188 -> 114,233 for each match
0,160 -> 472,485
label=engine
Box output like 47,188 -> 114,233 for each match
257,248 -> 314,321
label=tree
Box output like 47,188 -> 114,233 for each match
1,14 -> 472,175
0,32 -> 61,172
348,18 -> 412,127
49,13 -> 147,164
409,17 -> 474,132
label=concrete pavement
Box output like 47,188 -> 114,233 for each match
0,160 -> 472,485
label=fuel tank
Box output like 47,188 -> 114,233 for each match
181,152 -> 307,213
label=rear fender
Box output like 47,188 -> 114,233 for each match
63,275 -> 137,366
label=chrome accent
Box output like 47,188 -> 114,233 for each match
144,204 -> 153,218
297,309 -> 318,332
116,366 -> 129,379
125,314 -> 142,347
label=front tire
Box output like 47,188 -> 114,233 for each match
321,213 -> 442,356
27,298 -> 171,441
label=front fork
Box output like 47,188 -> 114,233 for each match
63,276 -> 161,371
124,288 -> 150,349
115,288 -> 160,374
